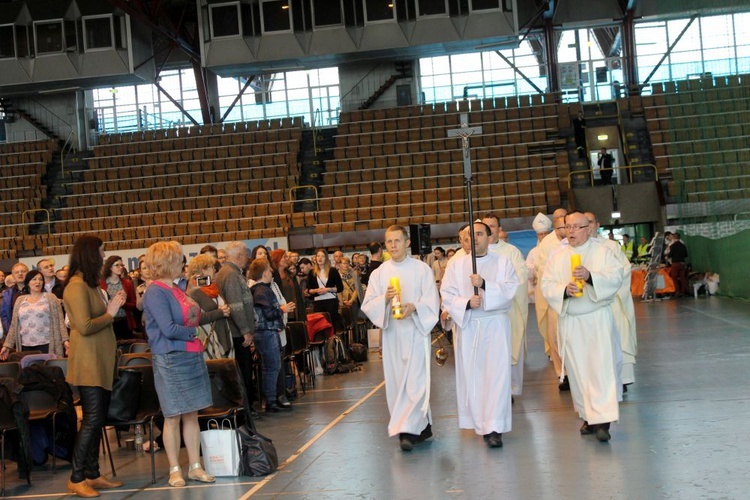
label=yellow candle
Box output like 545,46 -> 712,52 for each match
570,254 -> 584,297
390,277 -> 403,318
389,277 -> 400,291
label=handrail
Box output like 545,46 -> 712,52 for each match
288,185 -> 319,212
311,108 -> 322,153
21,209 -> 52,236
567,163 -> 658,188
61,130 -> 76,175
14,97 -> 74,143
733,212 -> 750,222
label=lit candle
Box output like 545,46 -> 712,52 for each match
390,277 -> 403,318
570,254 -> 584,297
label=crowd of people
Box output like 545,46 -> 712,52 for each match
0,213 -> 705,493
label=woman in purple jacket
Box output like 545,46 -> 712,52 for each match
143,241 -> 229,487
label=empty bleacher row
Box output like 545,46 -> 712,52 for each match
642,74 -> 750,203
0,139 -> 58,259
94,127 -> 302,158
34,118 -> 305,255
97,117 -> 303,145
312,93 -> 570,234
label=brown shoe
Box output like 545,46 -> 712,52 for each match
67,480 -> 100,498
86,476 -> 124,489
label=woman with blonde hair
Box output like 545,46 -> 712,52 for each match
305,248 -> 344,331
186,253 -> 233,359
142,241 -> 227,487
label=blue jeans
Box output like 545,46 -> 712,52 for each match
253,329 -> 282,404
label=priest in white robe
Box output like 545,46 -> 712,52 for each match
441,222 -> 519,448
533,209 -> 568,385
541,212 -> 625,442
361,225 -> 440,451
585,212 -> 637,387
483,214 -> 529,396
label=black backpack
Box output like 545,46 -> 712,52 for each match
349,343 -> 368,363
325,336 -> 358,374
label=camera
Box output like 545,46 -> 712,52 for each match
195,276 -> 211,287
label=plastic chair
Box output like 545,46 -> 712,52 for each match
118,352 -> 152,366
20,387 -> 62,471
199,359 -> 250,431
44,359 -> 80,405
286,322 -> 312,392
128,342 -> 151,354
102,365 -> 162,483
0,377 -> 31,495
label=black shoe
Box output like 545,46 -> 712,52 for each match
579,421 -> 594,435
511,396 -> 515,405
399,435 -> 414,451
277,394 -> 293,408
484,432 -> 503,448
265,403 -> 281,413
417,424 -> 433,442
595,424 -> 611,442
558,376 -> 570,392
623,384 -> 628,393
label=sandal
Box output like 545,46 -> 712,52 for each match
168,466 -> 185,487
187,463 -> 215,483
142,440 -> 160,453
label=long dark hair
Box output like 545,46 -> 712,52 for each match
102,255 -> 123,280
66,235 -> 104,288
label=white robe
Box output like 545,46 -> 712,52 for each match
360,257 -> 440,437
489,241 -> 529,395
440,252 -> 519,435
597,236 -> 637,384
541,239 -> 624,425
533,231 -> 565,376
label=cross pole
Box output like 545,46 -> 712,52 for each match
447,112 -> 483,294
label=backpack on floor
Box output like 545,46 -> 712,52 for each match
349,343 -> 368,363
325,336 -> 350,375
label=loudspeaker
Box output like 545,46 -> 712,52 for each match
409,224 -> 431,256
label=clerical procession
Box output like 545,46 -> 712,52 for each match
361,211 -> 631,452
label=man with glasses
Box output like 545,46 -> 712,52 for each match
586,213 -> 637,391
533,208 -> 568,389
541,211 -> 625,442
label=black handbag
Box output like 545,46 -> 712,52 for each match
237,425 -> 278,476
107,369 -> 142,422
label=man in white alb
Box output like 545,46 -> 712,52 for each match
482,214 -> 529,396
361,225 -> 441,451
440,222 -> 519,448
541,212 -> 625,442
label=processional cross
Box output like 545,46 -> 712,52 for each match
447,113 -> 483,293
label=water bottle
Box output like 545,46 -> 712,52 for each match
134,425 -> 144,455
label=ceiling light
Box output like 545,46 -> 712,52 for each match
598,134 -> 608,141
611,211 -> 621,219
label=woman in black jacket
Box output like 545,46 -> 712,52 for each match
305,248 -> 343,331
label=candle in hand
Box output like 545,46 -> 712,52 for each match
390,277 -> 403,318
570,254 -> 584,297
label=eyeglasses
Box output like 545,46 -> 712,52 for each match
564,224 -> 590,231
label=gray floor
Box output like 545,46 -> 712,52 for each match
4,296 -> 749,499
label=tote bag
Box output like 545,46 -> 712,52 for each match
200,419 -> 241,477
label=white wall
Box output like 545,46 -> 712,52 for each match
338,62 -> 416,113
4,92 -> 79,146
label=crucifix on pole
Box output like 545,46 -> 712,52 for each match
447,112 -> 483,294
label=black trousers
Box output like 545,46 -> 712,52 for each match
71,387 -> 111,483
232,336 -> 257,406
